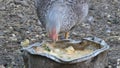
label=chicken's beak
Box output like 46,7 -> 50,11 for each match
49,33 -> 58,42
48,27 -> 58,42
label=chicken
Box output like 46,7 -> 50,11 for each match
35,0 -> 89,41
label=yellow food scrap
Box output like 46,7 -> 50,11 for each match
21,39 -> 30,47
65,46 -> 75,54
54,49 -> 60,53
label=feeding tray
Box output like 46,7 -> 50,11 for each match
22,37 -> 109,64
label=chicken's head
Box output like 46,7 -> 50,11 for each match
46,22 -> 60,41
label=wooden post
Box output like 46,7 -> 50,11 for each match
22,50 -> 109,68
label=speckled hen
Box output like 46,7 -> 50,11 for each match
35,0 -> 89,41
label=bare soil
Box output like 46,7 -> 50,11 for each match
0,0 -> 120,68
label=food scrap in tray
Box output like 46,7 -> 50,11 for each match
32,40 -> 101,61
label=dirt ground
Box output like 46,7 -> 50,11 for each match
0,0 -> 120,68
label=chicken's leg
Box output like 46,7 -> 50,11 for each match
56,35 -> 58,41
65,32 -> 69,39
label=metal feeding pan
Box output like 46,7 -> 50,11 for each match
22,37 -> 109,64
